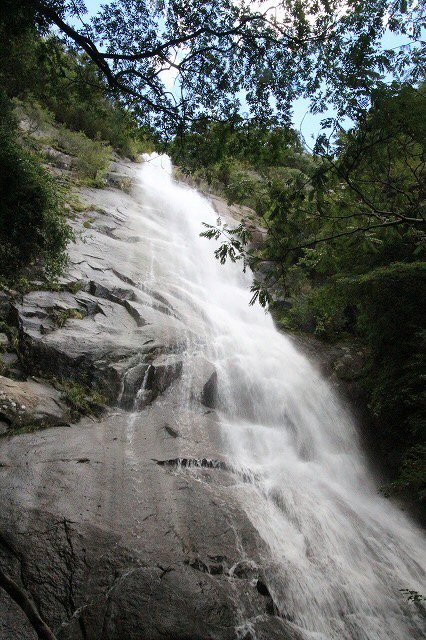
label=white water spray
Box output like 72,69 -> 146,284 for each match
133,154 -> 425,640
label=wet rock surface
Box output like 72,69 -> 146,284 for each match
290,333 -> 369,409
0,159 -> 299,640
201,369 -> 219,408
0,405 -> 300,640
12,171 -> 188,405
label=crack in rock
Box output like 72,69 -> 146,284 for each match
154,457 -> 228,471
154,457 -> 260,484
164,424 -> 180,438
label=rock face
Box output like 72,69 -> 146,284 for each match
0,159 -> 300,640
0,375 -> 68,429
201,369 -> 219,409
290,333 -> 369,408
12,179 -> 188,405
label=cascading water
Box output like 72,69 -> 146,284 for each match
133,153 -> 425,640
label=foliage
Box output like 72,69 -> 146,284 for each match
12,97 -> 55,136
1,1 -> 423,142
4,0 -> 420,135
0,92 -> 73,284
387,446 -> 426,502
57,378 -> 106,421
49,307 -> 85,329
170,118 -> 304,172
54,126 -> 111,185
195,84 -> 425,505
170,118 -> 310,209
0,421 -> 52,438
0,23 -> 158,158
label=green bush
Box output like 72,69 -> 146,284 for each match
55,126 -> 111,184
388,445 -> 426,502
286,282 -> 351,338
12,97 -> 55,137
288,262 -> 426,502
58,378 -> 106,421
0,92 -> 72,283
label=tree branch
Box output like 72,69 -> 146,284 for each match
0,568 -> 57,640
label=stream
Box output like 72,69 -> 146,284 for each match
134,153 -> 425,640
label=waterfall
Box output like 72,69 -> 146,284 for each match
133,153 -> 425,640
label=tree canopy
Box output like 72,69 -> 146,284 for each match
4,0 -> 424,134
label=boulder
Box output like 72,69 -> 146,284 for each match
0,375 -> 68,429
105,172 -> 132,192
202,370 -> 219,409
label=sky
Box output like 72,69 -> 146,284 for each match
82,1 -> 416,143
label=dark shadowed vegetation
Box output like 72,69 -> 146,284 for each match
0,91 -> 72,284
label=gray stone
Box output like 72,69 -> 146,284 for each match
0,375 -> 68,428
0,353 -> 18,366
149,353 -> 183,395
15,286 -> 186,402
0,333 -> 9,349
202,370 -> 218,409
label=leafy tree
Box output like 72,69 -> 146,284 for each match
169,117 -> 310,209
0,24 -> 157,158
170,117 -> 303,170
203,84 -> 425,294
2,1 -> 423,134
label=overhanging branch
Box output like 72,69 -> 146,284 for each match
0,568 -> 57,640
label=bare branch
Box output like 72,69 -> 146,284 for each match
0,568 -> 57,640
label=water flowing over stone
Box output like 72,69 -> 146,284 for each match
0,154 -> 424,640
134,155 -> 426,639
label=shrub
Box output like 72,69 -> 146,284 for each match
223,165 -> 261,206
0,92 -> 73,283
290,263 -> 426,503
58,378 -> 106,421
55,126 -> 111,184
385,445 -> 426,502
286,282 -> 351,338
12,97 -> 55,136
